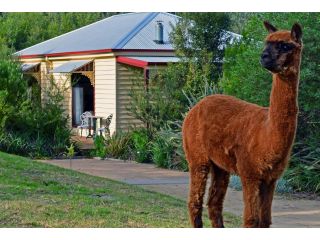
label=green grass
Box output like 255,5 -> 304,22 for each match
0,151 -> 241,227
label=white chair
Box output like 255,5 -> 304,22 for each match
77,111 -> 93,137
98,114 -> 113,138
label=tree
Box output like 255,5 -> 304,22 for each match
171,13 -> 231,95
128,64 -> 188,132
227,13 -> 254,34
0,51 -> 27,129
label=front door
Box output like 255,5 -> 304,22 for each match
72,87 -> 84,125
72,73 -> 94,126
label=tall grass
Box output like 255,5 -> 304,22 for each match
284,142 -> 320,193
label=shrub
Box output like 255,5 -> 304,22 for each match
284,141 -> 320,193
153,124 -> 188,171
0,52 -> 27,130
131,128 -> 150,163
151,135 -> 173,168
13,77 -> 72,157
93,135 -> 107,159
105,131 -> 133,160
66,143 -> 75,159
0,132 -> 34,156
0,54 -> 72,158
128,65 -> 187,134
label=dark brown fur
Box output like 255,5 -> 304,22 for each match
182,22 -> 303,228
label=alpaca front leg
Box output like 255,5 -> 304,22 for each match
188,163 -> 210,228
207,163 -> 230,228
259,179 -> 276,227
241,177 -> 261,227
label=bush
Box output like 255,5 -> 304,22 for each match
0,132 -> 34,156
284,141 -> 320,193
0,54 -> 72,158
93,135 -> 107,159
105,131 -> 133,160
91,131 -> 134,160
128,65 -> 188,134
0,52 -> 27,129
151,134 -> 173,169
14,77 -> 72,157
131,128 -> 150,163
152,123 -> 188,171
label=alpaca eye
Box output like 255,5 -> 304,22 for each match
279,43 -> 293,51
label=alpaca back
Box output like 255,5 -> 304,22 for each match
182,94 -> 269,173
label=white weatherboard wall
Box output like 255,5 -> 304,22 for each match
116,63 -> 144,131
95,57 -> 117,134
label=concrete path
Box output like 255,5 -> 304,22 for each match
42,158 -> 320,228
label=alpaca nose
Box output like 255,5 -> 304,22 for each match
260,51 -> 272,67
261,52 -> 270,60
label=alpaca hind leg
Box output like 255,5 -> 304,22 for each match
207,162 -> 230,228
259,179 -> 276,228
188,162 -> 210,228
241,177 -> 261,227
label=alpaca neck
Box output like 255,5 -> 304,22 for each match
268,68 -> 299,149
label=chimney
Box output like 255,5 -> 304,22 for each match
155,21 -> 164,44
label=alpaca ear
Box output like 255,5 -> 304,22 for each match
263,21 -> 277,33
291,23 -> 302,43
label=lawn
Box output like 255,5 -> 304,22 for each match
0,151 -> 241,227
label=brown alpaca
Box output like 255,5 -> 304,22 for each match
182,22 -> 303,228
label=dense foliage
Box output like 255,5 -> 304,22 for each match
127,65 -> 188,132
172,13 -> 231,94
0,13 -> 121,157
0,53 -> 72,157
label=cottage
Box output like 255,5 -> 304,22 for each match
16,12 -> 180,135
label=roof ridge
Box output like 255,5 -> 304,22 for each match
161,12 -> 182,19
111,12 -> 144,18
113,12 -> 159,49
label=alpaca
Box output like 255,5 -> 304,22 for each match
182,21 -> 303,228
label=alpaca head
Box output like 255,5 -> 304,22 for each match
260,21 -> 302,74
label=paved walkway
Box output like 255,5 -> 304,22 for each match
42,158 -> 320,228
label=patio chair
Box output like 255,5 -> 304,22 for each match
77,111 -> 93,137
98,114 -> 113,138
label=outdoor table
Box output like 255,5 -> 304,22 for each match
87,115 -> 104,138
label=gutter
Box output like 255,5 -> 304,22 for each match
18,48 -> 175,59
